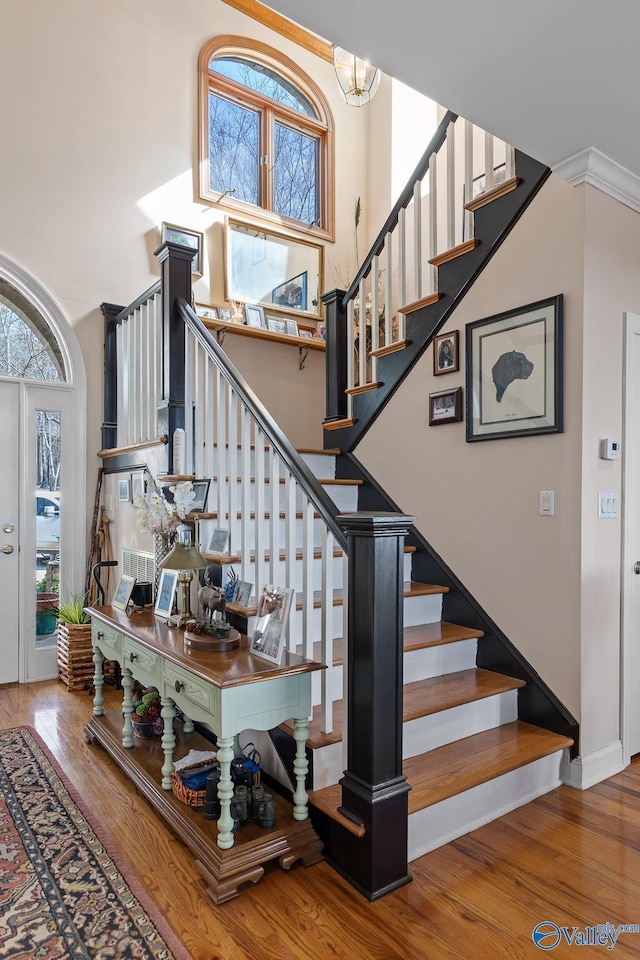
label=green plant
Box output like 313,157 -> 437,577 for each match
134,689 -> 161,723
57,593 -> 90,625
36,577 -> 59,594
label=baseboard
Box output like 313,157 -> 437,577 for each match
561,740 -> 625,790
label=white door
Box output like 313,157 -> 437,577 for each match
0,381 -> 20,683
622,312 -> 640,759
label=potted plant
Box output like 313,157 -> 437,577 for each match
56,593 -> 93,691
36,576 -> 58,636
131,688 -> 163,737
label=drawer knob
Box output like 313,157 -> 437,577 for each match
129,652 -> 138,663
97,631 -> 104,640
174,680 -> 184,693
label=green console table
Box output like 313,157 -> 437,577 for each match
85,604 -> 325,903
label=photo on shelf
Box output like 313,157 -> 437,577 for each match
218,307 -> 233,321
249,584 -> 294,664
161,222 -> 204,277
207,527 -> 230,554
244,303 -> 265,328
267,317 -> 287,334
285,319 -> 299,337
233,580 -> 252,607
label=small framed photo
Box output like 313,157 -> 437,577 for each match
285,318 -> 299,337
118,479 -> 130,502
429,386 -> 463,426
233,581 -> 252,607
196,305 -> 218,320
161,222 -> 204,278
155,569 -> 178,619
218,307 -> 232,321
272,271 -> 307,311
433,330 -> 459,375
244,303 -> 265,328
249,585 -> 294,664
298,325 -> 314,340
191,479 -> 211,513
465,295 -> 563,441
130,471 -> 145,500
267,317 -> 287,335
112,574 -> 136,611
206,528 -> 230,555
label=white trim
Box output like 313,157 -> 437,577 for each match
552,147 -> 640,214
561,740 -> 624,791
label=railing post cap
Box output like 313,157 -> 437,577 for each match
154,241 -> 197,265
337,511 -> 415,538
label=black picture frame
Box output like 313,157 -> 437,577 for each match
433,330 -> 459,375
465,295 -> 563,441
429,386 -> 463,425
272,271 -> 307,311
190,479 -> 211,513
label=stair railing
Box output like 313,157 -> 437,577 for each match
177,298 -> 347,735
342,111 -> 515,404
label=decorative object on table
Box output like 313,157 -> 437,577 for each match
206,527 -> 230,555
429,386 -> 463,426
154,568 -> 179,619
232,579 -> 252,607
0,727 -> 189,960
161,221 -> 204,277
224,566 -> 238,601
111,573 -> 136,610
233,784 -> 250,823
433,329 -> 459,375
218,306 -> 232,321
131,688 -> 164,738
249,584 -> 294,664
185,574 -> 240,650
465,295 -> 564,441
159,535 -> 207,628
244,303 -> 265,328
133,472 -> 196,595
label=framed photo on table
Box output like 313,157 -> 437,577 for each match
249,585 -> 294,664
465,295 -> 563,441
155,569 -> 178,619
112,574 -> 136,610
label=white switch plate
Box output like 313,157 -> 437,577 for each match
539,490 -> 555,516
598,492 -> 619,518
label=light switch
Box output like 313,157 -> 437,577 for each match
598,492 -> 619,519
539,490 -> 555,516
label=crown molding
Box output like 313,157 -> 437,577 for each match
220,0 -> 333,62
553,147 -> 640,214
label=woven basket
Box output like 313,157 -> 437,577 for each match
171,759 -> 216,808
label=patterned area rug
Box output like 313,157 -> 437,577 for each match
0,726 -> 191,960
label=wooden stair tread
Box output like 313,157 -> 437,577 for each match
212,476 -> 361,486
405,721 -> 573,813
202,543 -> 414,567
294,581 -> 447,611
308,785 -> 366,838
428,238 -> 478,267
369,340 -> 409,358
296,448 -> 340,455
284,667 -> 523,749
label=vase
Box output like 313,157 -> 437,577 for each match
154,531 -> 175,598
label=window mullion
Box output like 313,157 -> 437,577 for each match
263,106 -> 274,213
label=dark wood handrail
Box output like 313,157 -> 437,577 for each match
343,110 -> 457,304
177,299 -> 348,552
115,280 -> 162,325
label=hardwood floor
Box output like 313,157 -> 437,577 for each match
2,679 -> 639,959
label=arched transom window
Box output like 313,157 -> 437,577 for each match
200,37 -> 334,238
0,280 -> 65,382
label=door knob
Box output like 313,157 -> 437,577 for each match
2,522 -> 14,533
635,561 -> 640,575
1,544 -> 14,554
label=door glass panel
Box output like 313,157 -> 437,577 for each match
35,409 -> 61,648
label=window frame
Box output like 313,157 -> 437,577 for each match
199,36 -> 335,241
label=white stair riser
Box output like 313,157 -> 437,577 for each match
402,691 -> 518,760
207,479 -> 357,513
403,593 -> 443,627
217,450 -> 336,478
247,601 -> 345,643
403,637 -> 477,684
224,516 -> 332,551
314,485 -> 359,512
299,453 -> 337,478
407,750 -> 567,861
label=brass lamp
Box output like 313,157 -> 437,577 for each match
159,541 -> 207,628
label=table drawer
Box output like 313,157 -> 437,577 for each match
92,622 -> 121,658
123,637 -> 160,685
163,662 -> 218,720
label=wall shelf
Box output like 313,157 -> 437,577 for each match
201,317 -> 325,352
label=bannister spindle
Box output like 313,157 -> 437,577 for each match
284,471 -> 297,652
384,239 -> 392,347
346,300 -> 355,411
484,130 -> 494,192
301,494 -> 314,660
428,152 -> 438,291
214,367 -> 227,535
116,324 -> 124,447
203,356 -> 215,484
184,333 -> 195,475
228,389 -> 239,559
464,119 -> 474,242
268,444 -> 279,587
358,278 -> 367,386
446,122 -> 456,250
240,405 -> 252,584
254,425 -> 266,599
505,142 -> 515,180
320,525 -> 334,733
398,206 -> 406,309
412,180 -> 422,301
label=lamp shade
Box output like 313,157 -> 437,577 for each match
333,46 -> 380,106
159,542 -> 207,572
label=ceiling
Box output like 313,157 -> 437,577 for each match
262,0 -> 640,182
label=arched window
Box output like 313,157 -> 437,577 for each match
199,37 -> 334,238
0,280 -> 65,381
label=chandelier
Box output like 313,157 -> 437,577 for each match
333,46 -> 381,106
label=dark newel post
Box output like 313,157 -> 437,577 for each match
321,288 -> 348,426
100,301 -> 124,450
155,242 -> 195,472
334,511 -> 415,900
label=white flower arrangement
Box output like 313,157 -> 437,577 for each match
133,473 -> 196,534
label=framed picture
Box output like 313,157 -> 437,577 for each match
244,303 -> 265,328
271,271 -> 307,311
196,305 -> 218,320
154,569 -> 178,619
297,326 -> 314,340
285,318 -> 299,337
233,581 -> 252,607
218,307 -> 232,321
433,330 -> 459,375
429,387 -> 463,425
161,222 -> 204,278
267,317 -> 287,335
191,479 -> 211,513
130,471 -> 145,500
206,528 -> 230,554
465,295 -> 563,442
118,479 -> 130,502
112,573 -> 136,610
250,585 -> 294,664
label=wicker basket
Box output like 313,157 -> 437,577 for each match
57,621 -> 116,692
171,759 -> 216,808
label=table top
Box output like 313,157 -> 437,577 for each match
89,605 -> 325,690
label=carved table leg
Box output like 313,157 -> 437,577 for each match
121,667 -> 134,748
216,736 -> 235,849
161,697 -> 176,790
92,648 -> 105,716
292,716 -> 309,820
182,713 -> 194,734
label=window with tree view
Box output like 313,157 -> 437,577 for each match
201,41 -> 333,235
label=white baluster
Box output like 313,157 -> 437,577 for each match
384,239 -> 393,346
284,469 -> 296,652
428,152 -> 438,292
346,300 -> 355,417
203,355 -> 215,485
398,206 -> 406,309
268,444 -> 279,587
358,277 -> 367,386
484,130 -> 494,193
464,118 -> 474,242
194,342 -> 206,479
184,333 -> 195,476
341,550 -> 349,773
505,142 -> 515,181
254,424 -> 265,599
447,122 -> 456,250
214,366 -> 226,533
370,255 -> 380,384
413,180 -> 422,301
240,405 -> 251,584
152,292 -> 162,441
320,526 -> 334,733
116,324 -> 124,447
228,388 -> 238,557
301,493 -> 314,661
